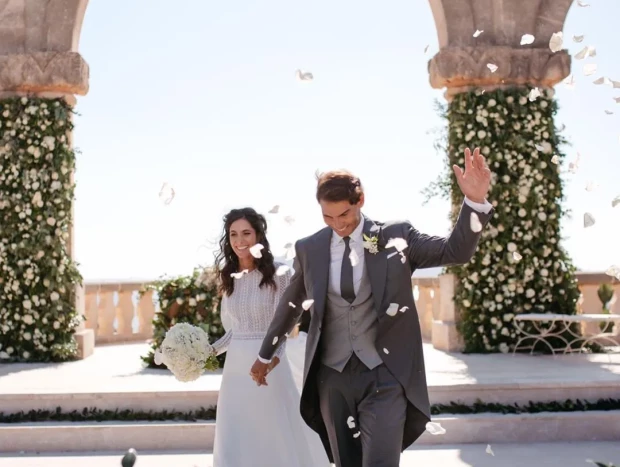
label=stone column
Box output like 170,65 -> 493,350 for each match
428,0 -> 573,100
0,0 -> 94,360
426,0 -> 581,354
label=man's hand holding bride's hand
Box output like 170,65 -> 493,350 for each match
452,147 -> 492,204
250,357 -> 280,386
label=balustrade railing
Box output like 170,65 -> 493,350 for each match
83,272 -> 617,347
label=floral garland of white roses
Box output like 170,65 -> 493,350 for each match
442,87 -> 581,353
0,97 -> 83,362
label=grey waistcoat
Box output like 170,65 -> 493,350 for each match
320,263 -> 382,372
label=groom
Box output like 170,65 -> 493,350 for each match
250,147 -> 494,466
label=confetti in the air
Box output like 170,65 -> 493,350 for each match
568,152 -> 581,173
296,69 -> 313,81
386,303 -> 399,317
513,252 -> 522,261
593,76 -> 611,85
577,0 -> 590,6
425,422 -> 446,435
250,243 -> 264,258
231,269 -> 249,279
470,212 -> 483,233
383,348 -> 390,354
583,212 -> 595,228
573,35 -> 585,43
385,238 -> 407,252
549,32 -> 563,53
272,336 -> 278,345
276,264 -> 290,276
520,34 -> 535,45
473,29 -> 484,37
424,45 -> 430,54
159,183 -> 175,205
400,306 -> 409,313
284,215 -> 295,225
583,64 -> 597,76
528,87 -> 541,101
551,155 -> 560,164
268,205 -> 279,214
612,196 -> 620,208
486,445 -> 495,456
487,63 -> 498,73
585,181 -> 598,191
353,432 -> 361,438
347,416 -> 356,429
564,74 -> 575,90
605,110 -> 614,115
302,299 -> 314,310
288,302 -> 296,308
574,46 -> 589,60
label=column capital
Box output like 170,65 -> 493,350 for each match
429,46 -> 570,97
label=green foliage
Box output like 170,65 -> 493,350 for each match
0,97 -> 83,362
425,87 -> 582,353
140,267 -> 227,368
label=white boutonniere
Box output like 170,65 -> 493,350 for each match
362,234 -> 379,254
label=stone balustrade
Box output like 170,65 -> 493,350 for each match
83,272 -> 617,349
83,281 -> 156,345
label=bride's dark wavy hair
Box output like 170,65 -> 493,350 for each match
214,207 -> 277,296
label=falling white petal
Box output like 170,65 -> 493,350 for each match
268,205 -> 279,214
347,416 -> 356,429
425,422 -> 446,435
612,80 -> 620,88
386,303 -> 399,317
583,63 -> 597,76
288,302 -> 296,308
272,336 -> 278,345
400,252 -> 406,264
349,249 -> 360,267
613,97 -> 620,104
520,34 -> 535,45
568,152 -> 581,174
549,32 -> 563,53
159,183 -> 175,205
593,76 -> 611,85
302,299 -> 314,310
383,348 -> 390,354
424,44 -> 430,53
231,269 -> 249,279
400,306 -> 409,313
276,264 -> 290,276
473,29 -> 484,37
470,212 -> 483,233
284,242 -> 296,260
250,243 -> 264,258
284,215 -> 295,225
154,349 -> 164,365
588,47 -> 597,57
564,74 -> 575,89
574,46 -> 589,60
605,265 -> 620,278
611,196 -> 620,208
585,181 -> 598,191
386,238 -> 407,252
486,445 -> 495,456
605,110 -> 614,115
577,0 -> 590,6
513,252 -> 522,261
528,87 -> 541,101
573,34 -> 585,43
487,63 -> 498,73
296,69 -> 314,81
583,212 -> 595,228
353,431 -> 361,438
551,155 -> 560,164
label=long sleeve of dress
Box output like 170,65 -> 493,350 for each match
211,294 -> 233,356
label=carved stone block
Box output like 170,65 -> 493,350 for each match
0,51 -> 89,95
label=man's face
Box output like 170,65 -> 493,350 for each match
319,194 -> 364,238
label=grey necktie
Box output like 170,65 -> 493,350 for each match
341,236 -> 355,303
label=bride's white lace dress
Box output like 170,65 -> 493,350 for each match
211,266 -> 330,467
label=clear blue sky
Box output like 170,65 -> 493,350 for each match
73,0 -> 619,281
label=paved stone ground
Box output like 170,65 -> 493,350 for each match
1,342 -> 619,394
0,442 -> 619,466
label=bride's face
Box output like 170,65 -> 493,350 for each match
229,218 -> 258,261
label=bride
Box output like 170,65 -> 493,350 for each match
210,207 -> 330,467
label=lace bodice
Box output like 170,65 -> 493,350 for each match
211,265 -> 292,359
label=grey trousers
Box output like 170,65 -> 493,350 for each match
318,354 -> 407,467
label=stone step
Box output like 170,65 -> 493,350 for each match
1,411 -> 618,453
3,380 -> 620,415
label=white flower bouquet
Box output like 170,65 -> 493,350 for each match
154,323 -> 219,382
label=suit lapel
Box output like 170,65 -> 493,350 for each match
362,216 -> 387,309
308,227 -> 332,320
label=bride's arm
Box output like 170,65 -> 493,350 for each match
211,295 -> 232,356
